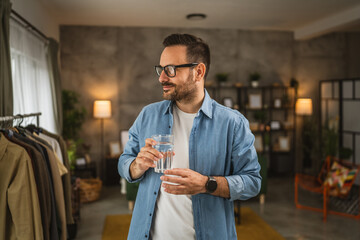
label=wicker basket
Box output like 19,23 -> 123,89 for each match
79,178 -> 102,203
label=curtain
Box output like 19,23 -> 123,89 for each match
47,38 -> 63,134
10,19 -> 57,133
0,0 -> 13,116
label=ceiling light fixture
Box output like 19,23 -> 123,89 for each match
186,13 -> 207,21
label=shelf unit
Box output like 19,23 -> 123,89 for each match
207,85 -> 296,174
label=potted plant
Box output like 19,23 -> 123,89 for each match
62,90 -> 87,169
249,72 -> 261,88
264,132 -> 270,151
215,73 -> 229,86
321,118 -> 338,159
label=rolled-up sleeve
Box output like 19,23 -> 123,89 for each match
118,110 -> 145,183
225,117 -> 261,201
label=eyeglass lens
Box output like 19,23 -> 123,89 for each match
164,66 -> 175,77
155,66 -> 176,77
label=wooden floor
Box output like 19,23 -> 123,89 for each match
75,177 -> 360,240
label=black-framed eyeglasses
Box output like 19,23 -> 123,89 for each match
154,63 -> 199,78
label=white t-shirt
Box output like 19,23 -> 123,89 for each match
150,105 -> 197,240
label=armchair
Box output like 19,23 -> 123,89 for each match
294,156 -> 360,221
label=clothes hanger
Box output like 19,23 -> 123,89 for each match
26,115 -> 41,134
15,114 -> 27,136
26,124 -> 40,134
0,118 -> 16,138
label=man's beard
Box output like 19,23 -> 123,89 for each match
162,73 -> 197,103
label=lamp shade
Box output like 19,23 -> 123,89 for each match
295,98 -> 313,115
93,100 -> 111,118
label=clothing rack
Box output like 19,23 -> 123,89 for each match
0,112 -> 42,127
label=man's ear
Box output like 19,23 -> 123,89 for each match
194,63 -> 206,82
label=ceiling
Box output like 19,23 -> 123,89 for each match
42,0 -> 360,39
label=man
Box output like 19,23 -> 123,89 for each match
118,33 -> 261,240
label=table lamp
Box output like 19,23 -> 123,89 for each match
94,100 -> 112,180
296,98 -> 313,169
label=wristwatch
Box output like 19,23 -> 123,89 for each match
205,176 -> 217,193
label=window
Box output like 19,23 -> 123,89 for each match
9,19 -> 57,133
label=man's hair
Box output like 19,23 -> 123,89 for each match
163,33 -> 210,80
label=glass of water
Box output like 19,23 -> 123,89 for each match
152,134 -> 174,173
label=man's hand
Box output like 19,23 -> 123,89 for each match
130,138 -> 163,180
160,168 -> 208,195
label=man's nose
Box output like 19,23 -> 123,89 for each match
159,70 -> 169,83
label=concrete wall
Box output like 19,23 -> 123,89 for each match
346,32 -> 360,78
60,26 -> 360,172
12,0 -> 59,40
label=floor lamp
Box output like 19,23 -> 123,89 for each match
93,100 -> 112,180
295,98 -> 313,170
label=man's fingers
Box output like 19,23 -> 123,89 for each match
138,151 -> 160,162
142,145 -> 163,159
160,175 -> 185,184
164,168 -> 189,177
136,157 -> 156,168
145,138 -> 156,147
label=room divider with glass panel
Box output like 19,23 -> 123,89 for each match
319,78 -> 360,167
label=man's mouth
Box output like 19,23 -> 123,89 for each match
162,84 -> 174,91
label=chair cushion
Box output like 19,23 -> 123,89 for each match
324,161 -> 358,197
340,168 -> 358,195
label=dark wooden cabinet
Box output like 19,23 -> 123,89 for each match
104,156 -> 121,185
73,162 -> 97,179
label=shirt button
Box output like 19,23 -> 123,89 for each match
145,234 -> 148,238
168,125 -> 171,128
149,213 -> 152,216
154,192 -> 156,195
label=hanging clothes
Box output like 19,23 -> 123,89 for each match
0,133 -> 44,240
26,125 -> 75,226
1,116 -> 75,240
27,134 -> 67,240
36,132 -> 64,164
5,132 -> 54,240
41,129 -> 75,226
6,130 -> 59,240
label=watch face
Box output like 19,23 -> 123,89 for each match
206,177 -> 217,193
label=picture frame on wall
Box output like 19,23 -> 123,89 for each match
75,157 -> 86,167
274,98 -> 282,108
279,136 -> 290,151
109,141 -> 121,157
223,97 -> 234,108
254,135 -> 263,152
270,120 -> 281,130
249,94 -> 262,109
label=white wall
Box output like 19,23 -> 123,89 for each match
12,0 -> 59,40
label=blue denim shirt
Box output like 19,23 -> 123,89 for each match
118,90 -> 261,240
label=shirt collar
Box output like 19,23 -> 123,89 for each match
162,89 -> 213,119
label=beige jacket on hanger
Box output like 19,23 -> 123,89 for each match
0,133 -> 44,240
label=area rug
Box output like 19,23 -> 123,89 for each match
102,207 -> 284,240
